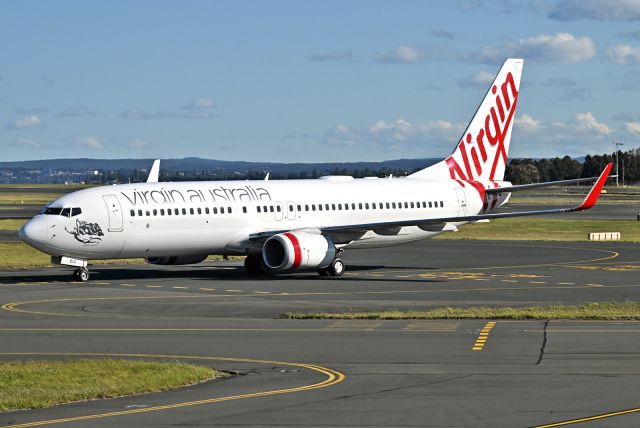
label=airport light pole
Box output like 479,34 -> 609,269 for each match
615,142 -> 624,187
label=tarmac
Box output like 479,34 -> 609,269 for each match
1,240 -> 640,427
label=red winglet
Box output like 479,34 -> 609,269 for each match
576,163 -> 613,211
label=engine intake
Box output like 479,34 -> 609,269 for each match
146,255 -> 208,265
262,231 -> 335,272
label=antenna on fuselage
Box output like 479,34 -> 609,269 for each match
147,159 -> 160,183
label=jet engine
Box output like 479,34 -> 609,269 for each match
262,231 -> 336,272
146,255 -> 208,265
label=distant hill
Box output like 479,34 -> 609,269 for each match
0,157 -> 440,174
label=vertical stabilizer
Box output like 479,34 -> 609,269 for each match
147,159 -> 160,183
410,58 -> 523,182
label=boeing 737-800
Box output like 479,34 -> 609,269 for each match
19,58 -> 613,282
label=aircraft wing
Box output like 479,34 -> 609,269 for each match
486,172 -> 617,194
249,163 -> 612,241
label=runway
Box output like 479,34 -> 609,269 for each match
1,240 -> 640,427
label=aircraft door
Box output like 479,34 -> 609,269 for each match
286,201 -> 296,220
455,188 -> 467,217
274,202 -> 284,221
102,194 -> 124,232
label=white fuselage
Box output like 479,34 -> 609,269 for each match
20,176 -> 491,260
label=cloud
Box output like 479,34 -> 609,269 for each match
10,138 -> 42,148
126,138 -> 148,149
7,115 -> 43,130
373,45 -> 456,64
619,30 -> 640,40
471,32 -> 595,64
13,107 -> 48,114
58,106 -> 96,117
607,44 -> 640,65
310,50 -> 354,61
76,136 -> 103,150
514,114 -> 542,133
121,108 -> 216,120
324,118 -> 465,153
181,98 -> 216,110
549,0 -> 640,21
458,70 -> 495,87
430,30 -> 454,40
624,121 -> 640,135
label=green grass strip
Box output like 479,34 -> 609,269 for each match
0,359 -> 220,411
279,302 -> 640,320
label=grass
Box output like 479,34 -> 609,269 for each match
0,359 -> 220,411
279,302 -> 640,320
0,219 -> 27,231
435,218 -> 640,242
0,193 -> 64,205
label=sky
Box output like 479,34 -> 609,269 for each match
1,0 -> 640,162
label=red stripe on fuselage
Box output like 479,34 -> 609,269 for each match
284,232 -> 302,269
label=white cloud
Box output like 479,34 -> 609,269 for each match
325,118 -> 464,152
607,44 -> 640,65
76,136 -> 103,150
373,45 -> 456,64
458,70 -> 495,87
515,114 -> 542,133
310,50 -> 353,61
550,0 -> 640,21
572,112 -> 612,135
121,108 -> 216,120
624,121 -> 640,135
7,115 -> 43,130
181,98 -> 216,110
127,138 -> 148,149
471,32 -> 595,64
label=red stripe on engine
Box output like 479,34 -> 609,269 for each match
284,232 -> 302,269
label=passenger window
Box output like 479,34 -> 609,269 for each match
160,209 -> 165,215
429,202 -> 432,208
289,205 -> 294,211
332,204 -> 336,210
325,204 -> 330,210
358,203 -> 363,209
422,202 -> 426,208
276,205 -> 281,212
386,202 -> 390,209
213,207 -> 218,214
440,201 -> 444,207
153,209 -> 157,216
318,205 -> 323,211
71,207 -> 82,217
138,209 -> 143,216
146,210 -> 150,216
392,202 -> 396,209
338,204 -> 342,210
189,208 -> 194,215
305,204 -> 309,211
182,208 -> 187,215
297,205 -> 302,211
312,205 -> 316,211
228,207 -> 232,214
257,206 -> 261,213
221,207 -> 225,214
243,207 -> 247,213
410,202 -> 414,208
196,208 -> 201,214
372,203 -> 376,209
263,205 -> 268,212
351,203 -> 356,210
344,204 -> 349,210
130,210 -> 135,217
404,202 -> 408,208
205,207 -> 210,214
167,209 -> 172,216
269,206 -> 274,213
365,203 -> 369,209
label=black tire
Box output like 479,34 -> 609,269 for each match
317,268 -> 330,277
244,255 -> 267,275
78,267 -> 90,282
328,258 -> 345,277
72,269 -> 80,282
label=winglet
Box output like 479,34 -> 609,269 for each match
576,163 -> 613,211
147,159 -> 160,183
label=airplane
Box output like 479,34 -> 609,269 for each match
19,58 -> 614,282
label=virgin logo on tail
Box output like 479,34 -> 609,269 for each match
447,70 -> 519,185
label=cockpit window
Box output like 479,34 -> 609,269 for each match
42,207 -> 82,217
42,207 -> 63,215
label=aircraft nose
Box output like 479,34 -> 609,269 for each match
19,218 -> 47,246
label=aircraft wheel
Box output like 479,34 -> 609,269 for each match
317,267 -> 329,277
244,255 -> 266,275
74,268 -> 90,282
328,258 -> 345,277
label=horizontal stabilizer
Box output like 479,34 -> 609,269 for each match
487,173 -> 617,194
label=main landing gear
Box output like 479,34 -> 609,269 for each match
72,267 -> 90,282
318,256 -> 345,277
244,254 -> 268,275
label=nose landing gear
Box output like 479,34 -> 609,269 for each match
72,267 -> 90,282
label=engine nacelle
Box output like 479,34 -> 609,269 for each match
146,255 -> 208,265
262,231 -> 336,272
